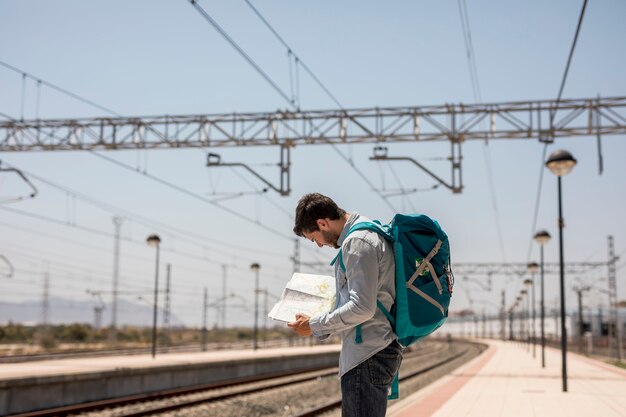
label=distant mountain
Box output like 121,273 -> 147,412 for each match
0,297 -> 186,327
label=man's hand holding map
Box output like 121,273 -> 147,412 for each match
268,273 -> 336,323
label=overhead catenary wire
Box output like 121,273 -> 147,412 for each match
0,60 -> 123,117
1,159 -> 289,259
0,111 -> 15,120
0,246 -> 154,292
0,65 -> 298,254
186,0 -> 293,105
526,0 -> 589,263
226,166 -> 293,219
0,204 -> 292,277
88,151 -> 296,241
243,0 -> 343,109
457,0 -> 482,103
457,0 -> 507,262
550,0 -> 589,126
0,219 -> 272,281
386,162 -> 417,213
0,244 -> 255,299
0,43 -> 336,283
525,145 -> 550,262
187,0 -> 396,212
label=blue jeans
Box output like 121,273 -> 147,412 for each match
340,340 -> 403,417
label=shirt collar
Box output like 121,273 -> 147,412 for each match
337,212 -> 360,247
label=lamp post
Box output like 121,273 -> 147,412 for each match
146,234 -> 161,359
534,230 -> 551,368
527,262 -> 539,358
521,289 -> 529,350
515,296 -> 522,344
546,149 -> 577,392
250,262 -> 260,350
508,307 -> 514,341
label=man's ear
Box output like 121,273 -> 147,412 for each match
316,218 -> 330,231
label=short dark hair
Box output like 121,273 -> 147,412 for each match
293,193 -> 346,236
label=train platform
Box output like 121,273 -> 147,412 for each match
0,344 -> 341,415
389,339 -> 626,417
0,344 -> 340,380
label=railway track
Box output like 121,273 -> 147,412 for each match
9,341 -> 484,417
293,342 -> 484,417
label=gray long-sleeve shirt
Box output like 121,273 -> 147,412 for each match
309,213 -> 396,377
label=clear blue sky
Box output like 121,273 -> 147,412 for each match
0,0 -> 624,327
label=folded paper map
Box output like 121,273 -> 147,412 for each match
268,272 -> 336,322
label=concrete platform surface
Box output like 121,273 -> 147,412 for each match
0,344 -> 342,415
389,339 -> 626,417
0,344 -> 341,380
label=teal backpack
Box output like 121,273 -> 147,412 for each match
331,213 -> 454,399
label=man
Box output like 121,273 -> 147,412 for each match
288,193 -> 402,417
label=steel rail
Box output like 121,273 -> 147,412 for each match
292,345 -> 478,417
112,344 -> 455,417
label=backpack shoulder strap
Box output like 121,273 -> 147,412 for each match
330,220 -> 393,273
329,220 -> 395,345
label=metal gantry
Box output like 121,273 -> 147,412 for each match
453,261 -> 607,277
2,96 -> 625,151
1,96 -> 624,195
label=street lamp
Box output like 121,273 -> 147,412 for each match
146,234 -> 161,359
250,262 -> 261,350
516,296 -> 523,343
508,307 -> 514,341
524,271 -> 536,358
521,289 -> 529,349
527,262 -> 539,358
546,149 -> 577,392
534,230 -> 551,368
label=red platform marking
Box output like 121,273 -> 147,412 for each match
395,347 -> 497,417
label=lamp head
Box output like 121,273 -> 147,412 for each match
250,262 -> 261,272
534,230 -> 551,245
546,149 -> 577,177
527,262 -> 539,274
146,234 -> 161,247
523,278 -> 533,287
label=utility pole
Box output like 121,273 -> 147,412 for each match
41,269 -> 50,328
111,216 -> 123,344
607,235 -> 622,360
163,264 -> 171,350
574,286 -> 590,354
481,309 -> 486,338
250,263 -> 261,350
88,291 -> 106,330
221,264 -> 227,329
201,287 -> 208,352
94,305 -> 103,329
263,288 -> 268,343
474,312 -> 479,339
292,239 -> 300,275
501,290 -> 506,341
